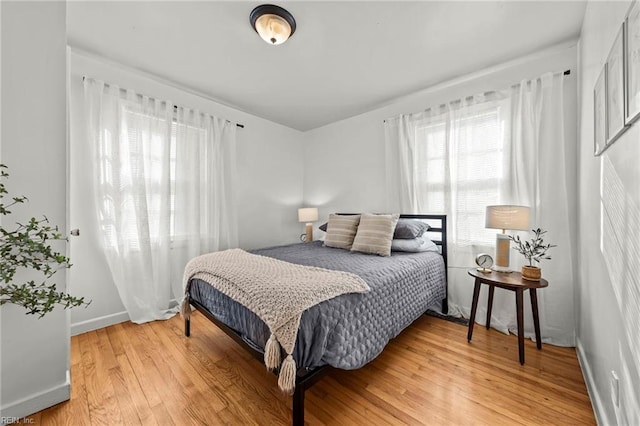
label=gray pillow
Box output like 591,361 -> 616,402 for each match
393,218 -> 430,239
391,234 -> 439,253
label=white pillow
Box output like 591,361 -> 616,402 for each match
391,234 -> 439,253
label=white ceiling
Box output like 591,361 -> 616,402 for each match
67,1 -> 587,131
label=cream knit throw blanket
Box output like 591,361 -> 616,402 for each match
181,248 -> 369,394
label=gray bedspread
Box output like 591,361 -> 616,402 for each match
188,241 -> 446,371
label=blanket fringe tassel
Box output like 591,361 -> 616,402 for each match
180,293 -> 191,320
277,354 -> 297,395
264,334 -> 281,370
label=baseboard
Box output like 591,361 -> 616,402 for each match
0,370 -> 70,424
576,338 -> 606,425
71,310 -> 129,336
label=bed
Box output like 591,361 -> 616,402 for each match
183,214 -> 448,425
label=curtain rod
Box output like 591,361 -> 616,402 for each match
82,76 -> 244,129
170,105 -> 244,128
383,69 -> 571,123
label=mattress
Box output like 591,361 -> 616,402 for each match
188,241 -> 446,371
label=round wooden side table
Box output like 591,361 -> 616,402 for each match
467,268 -> 549,365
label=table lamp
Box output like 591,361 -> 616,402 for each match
485,205 -> 530,271
298,207 -> 318,242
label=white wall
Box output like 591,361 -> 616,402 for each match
0,1 -> 71,419
303,42 -> 578,320
577,2 -> 640,424
68,51 -> 305,335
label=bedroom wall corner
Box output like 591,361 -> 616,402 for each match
0,1 -> 71,419
577,1 -> 640,425
68,51 -> 305,334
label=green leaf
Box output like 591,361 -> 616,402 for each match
0,163 -> 90,317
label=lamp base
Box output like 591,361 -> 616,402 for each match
494,233 -> 511,271
304,223 -> 313,242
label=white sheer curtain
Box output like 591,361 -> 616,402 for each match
385,72 -> 576,346
504,73 -> 576,346
84,78 -> 238,323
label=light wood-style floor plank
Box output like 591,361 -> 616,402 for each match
26,313 -> 594,425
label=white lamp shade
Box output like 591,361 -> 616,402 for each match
298,207 -> 318,223
254,13 -> 292,45
485,205 -> 530,231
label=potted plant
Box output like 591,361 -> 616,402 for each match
510,228 -> 556,281
0,164 -> 88,316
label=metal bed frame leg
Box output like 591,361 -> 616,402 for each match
292,385 -> 305,426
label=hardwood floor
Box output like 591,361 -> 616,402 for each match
23,313 -> 595,425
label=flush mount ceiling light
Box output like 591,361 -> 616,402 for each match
250,4 -> 296,45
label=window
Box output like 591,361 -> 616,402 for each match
413,99 -> 508,247
98,103 -> 208,251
